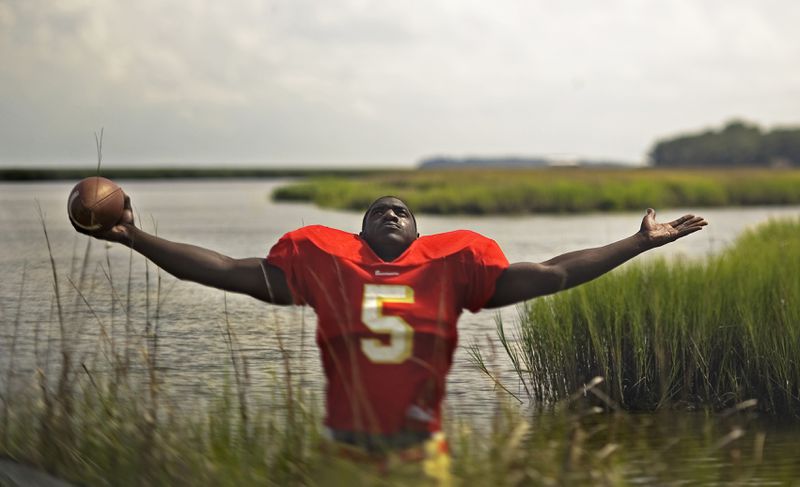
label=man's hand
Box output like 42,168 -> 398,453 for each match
70,194 -> 135,246
639,208 -> 708,249
486,208 -> 709,308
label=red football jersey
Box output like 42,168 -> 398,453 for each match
266,225 -> 509,434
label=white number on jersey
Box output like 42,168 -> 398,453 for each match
360,284 -> 414,364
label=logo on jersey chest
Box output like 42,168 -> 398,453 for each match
374,269 -> 400,277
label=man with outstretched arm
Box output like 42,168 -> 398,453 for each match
72,194 -> 707,482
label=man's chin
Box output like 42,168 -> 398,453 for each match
372,231 -> 413,247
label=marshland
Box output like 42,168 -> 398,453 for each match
272,167 -> 800,214
5,0 -> 800,483
1,176 -> 800,485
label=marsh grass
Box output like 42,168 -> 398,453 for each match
2,216 -> 799,485
0,216 -> 630,486
485,217 -> 800,415
272,168 -> 800,214
0,213 -> 324,485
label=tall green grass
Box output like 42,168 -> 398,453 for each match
2,217 -> 800,485
272,168 -> 800,214
0,220 -> 640,485
1,214 -> 323,485
490,218 -> 800,414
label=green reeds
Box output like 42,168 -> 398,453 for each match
2,214 -> 800,484
494,217 -> 800,414
272,168 -> 800,214
0,214 -> 322,485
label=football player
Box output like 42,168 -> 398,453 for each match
72,193 -> 707,481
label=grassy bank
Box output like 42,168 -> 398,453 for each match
5,376 -> 794,485
2,220 -> 799,485
0,226 -> 642,485
487,218 -> 800,415
272,167 -> 800,214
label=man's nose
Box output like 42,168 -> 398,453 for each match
382,209 -> 399,221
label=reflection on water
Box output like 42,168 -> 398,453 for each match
552,409 -> 800,484
1,179 -> 799,481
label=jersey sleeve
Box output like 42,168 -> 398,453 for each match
266,232 -> 309,306
464,237 -> 509,312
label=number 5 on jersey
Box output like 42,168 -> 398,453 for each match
361,284 -> 414,363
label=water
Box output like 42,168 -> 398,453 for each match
3,180 -> 799,402
1,179 -> 799,482
563,410 -> 800,485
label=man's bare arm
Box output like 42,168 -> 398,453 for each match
485,209 -> 707,308
71,194 -> 293,305
123,227 -> 293,304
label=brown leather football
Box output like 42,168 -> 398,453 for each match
67,176 -> 125,232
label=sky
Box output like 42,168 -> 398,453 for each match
1,0 -> 799,167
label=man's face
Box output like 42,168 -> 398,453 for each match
361,197 -> 418,255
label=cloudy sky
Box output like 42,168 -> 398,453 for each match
1,0 -> 798,167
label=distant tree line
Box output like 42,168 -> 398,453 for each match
650,120 -> 800,167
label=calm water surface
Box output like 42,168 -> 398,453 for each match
1,179 -> 799,483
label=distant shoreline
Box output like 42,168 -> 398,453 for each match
272,167 -> 800,214
0,167 -> 385,181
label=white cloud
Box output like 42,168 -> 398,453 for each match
1,0 -> 799,165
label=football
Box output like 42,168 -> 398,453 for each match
67,176 -> 125,232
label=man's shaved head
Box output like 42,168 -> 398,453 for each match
359,196 -> 419,261
361,195 -> 417,232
